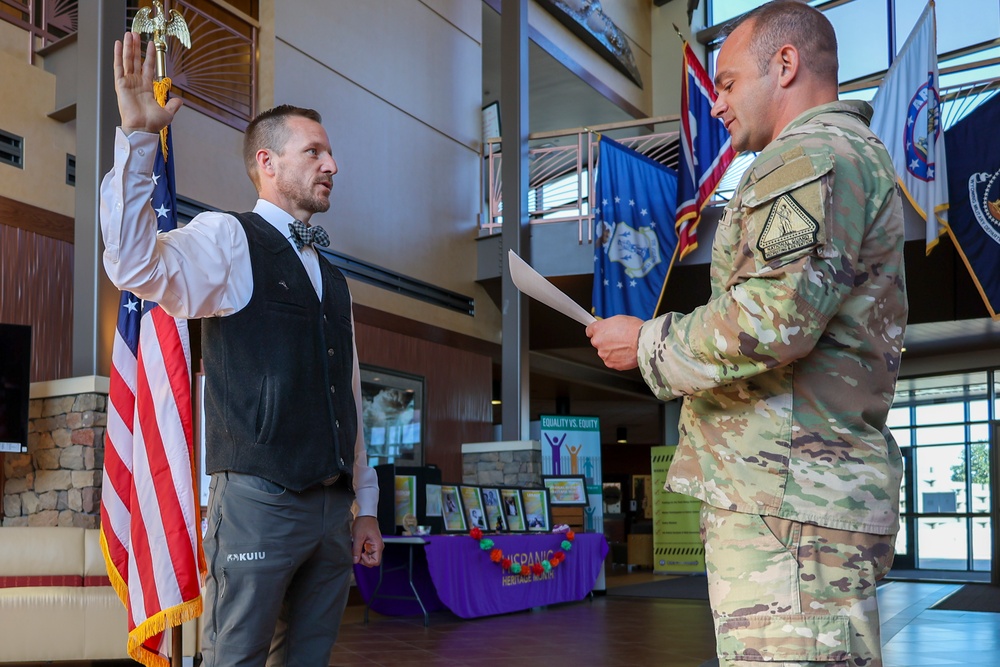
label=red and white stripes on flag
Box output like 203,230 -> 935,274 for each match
100,93 -> 203,667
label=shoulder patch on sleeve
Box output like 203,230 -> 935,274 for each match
756,194 -> 820,261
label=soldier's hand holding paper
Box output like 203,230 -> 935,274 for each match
585,316 -> 642,371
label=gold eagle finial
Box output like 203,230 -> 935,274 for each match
131,1 -> 191,80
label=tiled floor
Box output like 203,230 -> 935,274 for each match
330,572 -> 1000,667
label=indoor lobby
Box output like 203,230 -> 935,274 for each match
3,1 -> 1000,666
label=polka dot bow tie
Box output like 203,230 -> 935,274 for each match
288,220 -> 330,250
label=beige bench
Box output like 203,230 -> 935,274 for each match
0,526 -> 197,662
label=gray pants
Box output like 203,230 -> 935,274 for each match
201,471 -> 354,667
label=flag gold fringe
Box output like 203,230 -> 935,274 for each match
153,77 -> 172,161
99,527 -> 132,609
127,596 -> 204,667
101,527 -> 204,667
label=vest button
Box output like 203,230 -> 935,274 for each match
330,385 -> 336,394
327,348 -> 335,357
335,420 -> 340,428
339,457 -> 345,466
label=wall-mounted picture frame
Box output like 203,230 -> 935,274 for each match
482,100 -> 501,144
521,488 -> 552,532
542,475 -> 589,507
360,365 -> 424,467
460,485 -> 488,531
481,487 -> 506,532
500,487 -> 525,532
441,484 -> 467,533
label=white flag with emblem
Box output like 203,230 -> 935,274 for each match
870,0 -> 948,253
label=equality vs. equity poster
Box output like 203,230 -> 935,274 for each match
539,415 -> 602,535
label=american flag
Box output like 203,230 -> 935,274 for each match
674,41 -> 735,259
100,97 -> 204,667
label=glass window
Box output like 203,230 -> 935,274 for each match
708,0 -> 827,27
839,87 -> 878,102
915,444 -> 964,512
887,406 -> 911,428
917,517 -> 967,570
894,0 -> 1000,57
913,424 -> 967,445
890,426 -> 912,449
709,0 -> 758,26
914,402 -> 965,426
825,0 -> 889,82
895,524 -> 909,557
973,518 -> 992,571
969,399 -> 990,422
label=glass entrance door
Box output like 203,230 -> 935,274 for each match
887,371 -> 994,581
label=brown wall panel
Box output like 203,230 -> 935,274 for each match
0,223 -> 73,382
355,322 -> 492,484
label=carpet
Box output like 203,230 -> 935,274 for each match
930,584 -> 1000,613
607,575 -> 709,600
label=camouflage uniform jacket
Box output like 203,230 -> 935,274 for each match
637,100 -> 907,535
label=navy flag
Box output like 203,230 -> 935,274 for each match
944,92 -> 1000,320
592,137 -> 678,320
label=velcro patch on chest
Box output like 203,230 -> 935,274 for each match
756,194 -> 820,261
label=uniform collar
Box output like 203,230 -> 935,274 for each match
777,99 -> 874,139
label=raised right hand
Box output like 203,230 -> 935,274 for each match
113,31 -> 183,135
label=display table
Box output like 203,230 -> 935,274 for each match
355,533 -> 608,620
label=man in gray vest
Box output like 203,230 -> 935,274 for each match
100,31 -> 383,666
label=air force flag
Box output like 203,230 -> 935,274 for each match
870,0 -> 948,253
592,137 -> 678,320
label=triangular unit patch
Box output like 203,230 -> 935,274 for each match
756,194 -> 819,261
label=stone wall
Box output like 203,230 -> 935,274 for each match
461,440 -> 542,487
2,390 -> 107,527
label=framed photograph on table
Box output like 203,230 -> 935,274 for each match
460,485 -> 488,531
440,484 -> 467,533
542,475 -> 589,507
360,365 -> 424,467
425,484 -> 442,517
481,487 -> 506,532
394,475 -> 417,526
521,488 -> 551,532
500,487 -> 526,532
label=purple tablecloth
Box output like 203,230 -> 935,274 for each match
354,533 -> 608,619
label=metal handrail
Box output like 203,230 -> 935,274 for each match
482,115 -> 680,242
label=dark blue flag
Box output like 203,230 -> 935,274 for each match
944,92 -> 1000,319
592,137 -> 678,320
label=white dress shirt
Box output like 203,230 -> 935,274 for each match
100,128 -> 378,516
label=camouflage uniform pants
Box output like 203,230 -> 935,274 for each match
701,504 -> 895,666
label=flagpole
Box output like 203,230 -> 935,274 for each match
128,8 -> 194,667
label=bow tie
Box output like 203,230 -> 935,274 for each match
288,220 -> 330,250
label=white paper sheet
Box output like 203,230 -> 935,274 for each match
507,250 -> 596,326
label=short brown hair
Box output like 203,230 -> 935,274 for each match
243,105 -> 323,188
723,0 -> 838,83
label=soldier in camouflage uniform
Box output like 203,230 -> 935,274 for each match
586,2 -> 906,665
